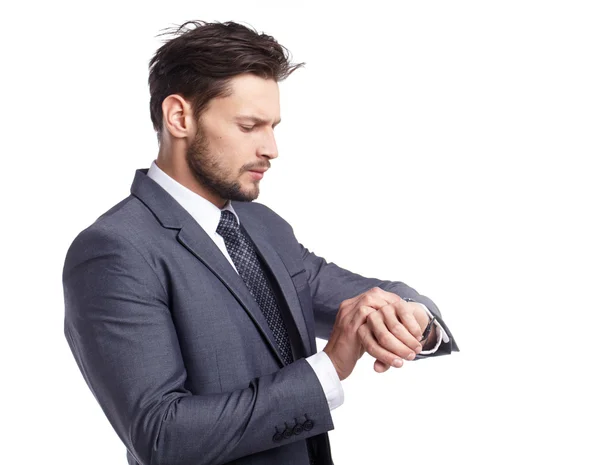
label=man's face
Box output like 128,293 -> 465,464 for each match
186,73 -> 281,204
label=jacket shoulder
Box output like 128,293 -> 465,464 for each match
63,195 -> 157,265
233,201 -> 293,230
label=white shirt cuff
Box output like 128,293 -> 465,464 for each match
305,351 -> 344,411
415,303 -> 449,355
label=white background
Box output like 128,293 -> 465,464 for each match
1,1 -> 599,464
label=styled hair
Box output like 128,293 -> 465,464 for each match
148,20 -> 304,136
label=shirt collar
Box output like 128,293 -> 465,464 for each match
147,160 -> 239,234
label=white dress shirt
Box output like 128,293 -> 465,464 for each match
146,160 -> 445,411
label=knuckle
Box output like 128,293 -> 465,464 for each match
365,342 -> 377,354
371,327 -> 384,341
381,332 -> 397,347
372,286 -> 383,295
377,330 -> 395,347
391,324 -> 404,335
362,295 -> 374,307
358,305 -> 372,318
408,320 -> 420,331
398,308 -> 411,320
381,304 -> 395,317
365,309 -> 378,321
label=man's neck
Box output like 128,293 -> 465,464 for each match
155,155 -> 227,209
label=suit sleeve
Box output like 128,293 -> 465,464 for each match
63,227 -> 334,465
298,243 -> 459,356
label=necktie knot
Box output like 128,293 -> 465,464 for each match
217,210 -> 240,239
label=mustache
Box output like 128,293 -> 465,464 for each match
241,162 -> 271,173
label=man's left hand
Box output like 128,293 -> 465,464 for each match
357,297 -> 434,373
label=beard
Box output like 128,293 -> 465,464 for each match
185,127 -> 261,203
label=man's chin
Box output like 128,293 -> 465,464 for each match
230,186 -> 259,202
242,189 -> 260,202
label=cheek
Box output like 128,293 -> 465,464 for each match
211,139 -> 247,171
205,134 -> 232,159
224,133 -> 255,160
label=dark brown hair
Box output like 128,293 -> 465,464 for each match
148,20 -> 304,136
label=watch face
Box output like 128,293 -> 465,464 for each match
420,316 -> 437,342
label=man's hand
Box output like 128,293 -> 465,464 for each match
323,287 -> 426,381
371,302 -> 435,373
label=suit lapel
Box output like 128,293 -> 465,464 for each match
130,168 -> 286,366
236,207 -> 312,359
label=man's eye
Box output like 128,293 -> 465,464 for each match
240,125 -> 254,132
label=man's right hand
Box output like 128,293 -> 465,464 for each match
322,287 -> 424,381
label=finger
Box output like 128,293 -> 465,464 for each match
348,305 -> 377,332
401,313 -> 423,340
358,324 -> 405,368
380,304 -> 423,353
365,311 -> 417,360
395,302 -> 424,340
356,294 -> 393,314
347,305 -> 413,371
341,287 -> 382,314
340,292 -> 386,329
413,306 -> 431,332
374,360 -> 391,373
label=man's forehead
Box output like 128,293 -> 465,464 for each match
224,74 -> 280,113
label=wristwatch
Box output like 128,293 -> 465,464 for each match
419,315 -> 437,343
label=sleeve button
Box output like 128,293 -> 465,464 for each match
303,420 -> 314,431
273,432 -> 283,442
293,424 -> 303,435
283,427 -> 293,439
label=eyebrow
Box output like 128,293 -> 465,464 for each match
235,115 -> 281,127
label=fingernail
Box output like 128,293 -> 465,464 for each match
406,352 -> 415,360
415,345 -> 422,354
392,358 -> 403,368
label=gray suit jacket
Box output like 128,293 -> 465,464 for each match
63,168 -> 458,465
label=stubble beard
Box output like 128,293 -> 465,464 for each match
185,128 -> 260,203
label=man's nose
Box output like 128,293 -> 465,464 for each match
259,129 -> 278,160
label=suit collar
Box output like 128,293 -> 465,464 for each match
130,168 -> 186,229
146,160 -> 240,235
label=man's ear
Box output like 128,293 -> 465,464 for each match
161,94 -> 196,139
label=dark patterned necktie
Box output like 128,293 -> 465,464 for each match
216,210 -> 294,365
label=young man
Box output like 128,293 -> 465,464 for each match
63,20 -> 458,465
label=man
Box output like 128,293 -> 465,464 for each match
63,20 -> 458,465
